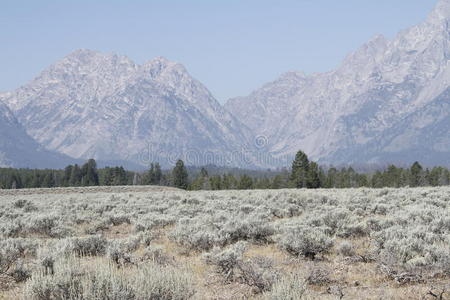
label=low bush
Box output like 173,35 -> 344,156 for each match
171,213 -> 274,252
337,241 -> 355,257
84,220 -> 110,235
278,227 -> 333,259
108,215 -> 131,226
203,241 -> 247,281
133,263 -> 195,299
27,215 -> 58,237
204,242 -> 277,293
169,217 -> 218,251
8,259 -> 31,282
139,231 -> 159,247
134,215 -> 175,232
68,235 -> 108,256
24,257 -> 196,300
0,245 -> 20,275
218,217 -> 275,245
237,256 -> 278,294
107,239 -> 138,266
264,272 -> 306,300
306,265 -> 332,286
24,257 -> 85,300
142,245 -> 172,265
0,221 -> 23,238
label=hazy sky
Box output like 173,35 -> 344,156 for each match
0,0 -> 437,102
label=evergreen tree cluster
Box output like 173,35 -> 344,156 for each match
290,150 -> 321,188
142,163 -> 163,185
187,151 -> 450,190
172,160 -> 189,190
62,159 -> 99,186
100,166 -> 130,186
1,152 -> 450,190
0,159 -> 135,189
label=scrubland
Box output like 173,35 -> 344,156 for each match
0,186 -> 449,299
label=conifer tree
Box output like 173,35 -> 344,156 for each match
144,162 -> 163,185
62,165 -> 73,186
114,167 -> 128,185
82,159 -> 99,186
154,163 -> 162,184
271,175 -> 284,189
69,164 -> 82,186
439,168 -> 450,186
307,161 -> 321,188
410,161 -> 423,187
222,174 -> 237,189
172,160 -> 188,190
43,172 -> 55,188
209,175 -> 222,190
291,150 -> 309,188
200,167 -> 208,178
238,174 -> 253,190
144,163 -> 155,185
256,177 -> 271,189
371,170 -> 384,188
325,167 -> 337,188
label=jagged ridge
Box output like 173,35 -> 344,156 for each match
225,0 -> 450,166
1,51 -> 260,168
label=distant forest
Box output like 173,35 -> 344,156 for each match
0,151 -> 449,190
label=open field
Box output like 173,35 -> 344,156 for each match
0,186 -> 449,299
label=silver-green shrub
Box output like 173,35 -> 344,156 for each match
264,272 -> 306,300
24,257 -> 195,300
278,226 -> 333,259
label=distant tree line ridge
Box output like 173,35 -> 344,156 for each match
0,151 -> 449,190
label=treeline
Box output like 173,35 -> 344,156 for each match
188,151 -> 450,190
0,160 -> 134,189
1,151 -> 450,190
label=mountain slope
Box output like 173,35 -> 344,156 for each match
0,100 -> 75,168
226,0 -> 450,166
329,87 -> 450,166
1,51 -> 258,168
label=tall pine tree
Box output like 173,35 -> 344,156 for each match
410,161 -> 423,187
172,160 -> 188,190
307,161 -> 321,188
291,150 -> 310,188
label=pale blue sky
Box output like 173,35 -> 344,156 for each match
0,0 -> 437,102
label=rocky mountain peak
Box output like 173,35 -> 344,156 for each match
53,49 -> 136,73
1,50 -> 258,168
66,48 -> 100,59
428,0 -> 450,24
146,56 -> 172,68
341,34 -> 387,69
142,56 -> 188,81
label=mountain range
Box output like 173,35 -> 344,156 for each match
226,0 -> 450,166
0,51 -> 259,168
1,0 -> 450,169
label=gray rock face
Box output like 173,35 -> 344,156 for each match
0,100 -> 74,168
1,51 -> 259,168
226,0 -> 450,166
